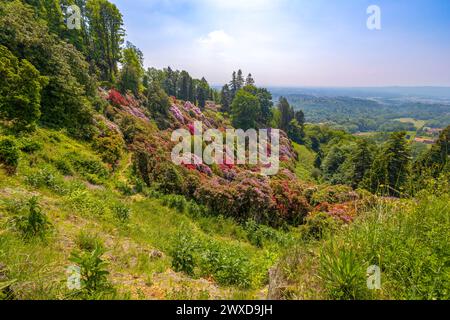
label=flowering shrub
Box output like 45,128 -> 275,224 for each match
310,185 -> 359,206
108,89 -> 128,107
270,180 -> 310,225
170,105 -> 185,123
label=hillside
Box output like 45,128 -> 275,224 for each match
1,0 -> 449,301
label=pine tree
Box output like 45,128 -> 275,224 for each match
220,84 -> 231,113
295,110 -> 305,126
278,97 -> 294,132
245,73 -> 255,86
236,69 -> 244,90
350,139 -> 373,188
229,71 -> 238,100
364,132 -> 411,196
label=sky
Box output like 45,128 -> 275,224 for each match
109,0 -> 450,87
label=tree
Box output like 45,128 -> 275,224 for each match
287,119 -> 305,144
229,71 -> 238,100
349,139 -> 373,188
278,97 -> 294,132
0,45 -> 48,131
163,66 -> 177,97
146,81 -> 170,116
231,89 -> 260,130
295,110 -> 305,126
245,73 -> 255,86
364,132 -> 411,196
236,69 -> 244,90
413,125 -> 450,179
86,0 -> 125,82
256,88 -> 273,126
195,77 -> 209,109
118,42 -> 144,95
0,0 -> 96,138
220,84 -> 232,113
178,70 -> 191,101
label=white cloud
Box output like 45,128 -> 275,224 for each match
197,30 -> 234,49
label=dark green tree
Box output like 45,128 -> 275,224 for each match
364,132 -> 411,196
86,0 -> 125,82
118,42 -> 144,95
245,73 -> 255,86
231,89 -> 260,130
278,97 -> 294,132
220,84 -> 232,113
0,45 -> 48,131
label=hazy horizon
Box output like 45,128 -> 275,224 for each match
110,0 -> 450,87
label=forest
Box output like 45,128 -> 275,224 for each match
0,0 -> 449,301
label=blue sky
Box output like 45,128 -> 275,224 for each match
109,0 -> 450,87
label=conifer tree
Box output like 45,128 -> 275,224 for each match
245,73 -> 255,86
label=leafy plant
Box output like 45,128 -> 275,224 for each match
171,231 -> 196,276
10,196 -> 51,240
69,247 -> 112,297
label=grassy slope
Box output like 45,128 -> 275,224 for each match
0,127 -> 297,300
1,127 -> 448,300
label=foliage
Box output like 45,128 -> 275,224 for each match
0,137 -> 20,173
231,89 -> 260,130
69,247 -> 112,297
0,0 -> 96,137
111,203 -> 131,223
0,45 -> 47,131
118,42 -> 144,95
171,230 -> 196,276
9,196 -> 51,240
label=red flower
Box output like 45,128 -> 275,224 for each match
108,89 -> 128,107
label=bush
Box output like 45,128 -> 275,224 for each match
65,152 -> 109,181
25,166 -> 67,194
10,196 -> 51,240
198,241 -> 252,288
19,138 -> 42,154
0,137 -> 20,173
301,212 -> 340,240
92,128 -> 124,168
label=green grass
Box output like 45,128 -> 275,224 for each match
276,190 -> 450,300
292,143 -> 316,181
0,127 -> 293,300
395,118 -> 426,130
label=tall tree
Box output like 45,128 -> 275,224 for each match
0,45 -> 48,131
278,97 -> 294,132
295,110 -> 305,126
231,89 -> 260,130
236,69 -> 244,90
245,73 -> 255,86
118,42 -> 144,95
229,71 -> 238,100
195,77 -> 209,109
86,0 -> 125,82
349,139 -> 373,188
364,132 -> 411,196
220,84 -> 232,113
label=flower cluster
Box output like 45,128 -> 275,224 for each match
108,89 -> 128,107
170,105 -> 185,123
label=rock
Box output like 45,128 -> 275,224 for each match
149,250 -> 164,260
